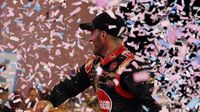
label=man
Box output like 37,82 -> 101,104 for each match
0,87 -> 14,112
25,87 -> 39,110
36,12 -> 161,112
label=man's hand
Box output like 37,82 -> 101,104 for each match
35,100 -> 54,112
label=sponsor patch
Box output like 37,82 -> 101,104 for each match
96,89 -> 112,112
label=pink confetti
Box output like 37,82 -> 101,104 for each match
187,23 -> 199,31
140,0 -> 151,3
132,0 -> 135,6
50,30 -> 63,39
70,7 -> 81,16
7,43 -> 14,49
41,37 -> 48,43
123,68 -> 132,72
167,27 -> 177,44
176,4 -> 184,11
7,7 -> 14,17
132,61 -> 139,68
57,25 -> 65,30
52,10 -> 60,17
95,0 -> 108,8
3,20 -> 11,27
28,25 -> 35,33
67,18 -> 74,23
77,39 -> 84,50
72,1 -> 82,6
55,49 -> 61,56
47,80 -> 52,86
10,36 -> 19,42
38,72 -> 44,78
34,63 -> 39,71
48,55 -> 54,61
160,20 -> 171,27
60,63 -> 69,69
180,16 -> 189,20
69,49 -> 75,57
45,23 -> 51,29
178,44 -> 187,58
35,53 -> 39,59
36,15 -> 46,22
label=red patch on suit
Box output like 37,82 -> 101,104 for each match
96,89 -> 112,112
85,60 -> 93,73
85,56 -> 96,73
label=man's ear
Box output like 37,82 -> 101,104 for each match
100,31 -> 107,40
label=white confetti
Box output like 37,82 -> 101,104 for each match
72,1 -> 82,6
10,36 -> 20,42
108,25 -> 117,29
106,10 -> 117,19
70,7 -> 81,16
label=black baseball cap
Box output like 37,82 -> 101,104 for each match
79,12 -> 127,38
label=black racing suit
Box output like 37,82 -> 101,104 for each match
45,43 -> 161,112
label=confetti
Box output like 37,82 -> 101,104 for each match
1,1 -> 7,9
70,7 -> 81,16
77,38 -> 84,50
10,36 -> 20,42
72,1 -> 82,6
95,0 -> 108,8
34,2 -> 41,12
12,98 -> 22,103
50,30 -> 64,39
106,10 -> 117,19
186,98 -> 200,110
7,7 -> 14,17
108,25 -> 117,29
55,49 -> 61,56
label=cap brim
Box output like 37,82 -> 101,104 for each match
79,23 -> 94,31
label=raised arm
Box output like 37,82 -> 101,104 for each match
120,64 -> 162,112
45,64 -> 91,107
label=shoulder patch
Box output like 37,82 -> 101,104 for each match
116,50 -> 134,74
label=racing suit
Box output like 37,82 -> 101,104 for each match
45,43 -> 161,112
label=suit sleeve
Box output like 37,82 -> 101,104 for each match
45,64 -> 91,107
120,65 -> 161,112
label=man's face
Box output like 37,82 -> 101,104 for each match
28,89 -> 38,100
0,91 -> 9,104
89,29 -> 106,57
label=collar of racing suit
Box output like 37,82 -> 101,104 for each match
99,43 -> 126,66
